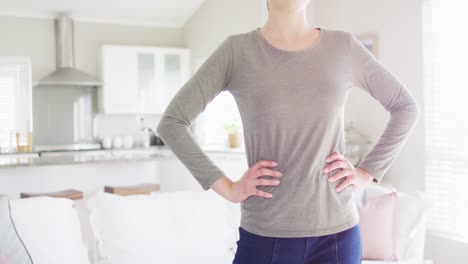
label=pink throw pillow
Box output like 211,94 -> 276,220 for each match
358,191 -> 397,261
0,256 -> 7,264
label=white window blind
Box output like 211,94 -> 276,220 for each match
0,57 -> 32,152
423,0 -> 468,242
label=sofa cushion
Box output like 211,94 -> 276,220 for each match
86,190 -> 235,264
9,196 -> 91,264
394,191 -> 429,260
0,195 -> 32,264
363,183 -> 397,201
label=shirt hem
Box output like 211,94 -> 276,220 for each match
240,216 -> 360,238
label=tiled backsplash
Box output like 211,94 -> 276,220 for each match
93,113 -> 232,149
93,113 -> 161,144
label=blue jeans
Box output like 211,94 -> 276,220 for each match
232,224 -> 362,264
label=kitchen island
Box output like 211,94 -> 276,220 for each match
0,145 -> 245,168
0,145 -> 247,198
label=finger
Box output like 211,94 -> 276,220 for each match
325,152 -> 346,163
253,189 -> 273,198
255,168 -> 283,178
323,160 -> 347,174
328,170 -> 351,182
336,178 -> 353,192
252,160 -> 278,171
255,179 -> 281,186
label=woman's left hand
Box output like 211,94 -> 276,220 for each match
323,152 -> 375,192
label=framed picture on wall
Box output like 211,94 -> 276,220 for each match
355,32 -> 379,59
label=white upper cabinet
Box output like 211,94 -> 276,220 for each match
101,45 -> 190,114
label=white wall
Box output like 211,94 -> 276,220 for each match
0,15 -> 184,83
182,0 -> 266,72
0,16 -> 55,84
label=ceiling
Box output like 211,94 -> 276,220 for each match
0,0 -> 206,28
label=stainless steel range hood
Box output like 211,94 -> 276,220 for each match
37,15 -> 102,87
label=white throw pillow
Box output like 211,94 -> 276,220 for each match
0,195 -> 33,264
394,191 -> 430,260
9,197 -> 91,264
353,186 -> 366,208
86,190 -> 235,264
363,183 -> 397,201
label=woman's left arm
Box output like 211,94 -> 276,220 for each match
345,31 -> 421,184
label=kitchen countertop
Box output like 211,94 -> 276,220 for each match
0,145 -> 246,169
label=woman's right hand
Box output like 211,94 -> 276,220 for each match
211,160 -> 283,203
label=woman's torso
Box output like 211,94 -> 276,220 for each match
223,28 -> 360,237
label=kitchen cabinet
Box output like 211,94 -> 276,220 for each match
101,45 -> 190,114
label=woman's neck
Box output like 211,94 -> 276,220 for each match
260,8 -> 313,40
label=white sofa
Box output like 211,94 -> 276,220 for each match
0,183 -> 432,264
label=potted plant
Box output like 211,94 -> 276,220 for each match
224,117 -> 242,148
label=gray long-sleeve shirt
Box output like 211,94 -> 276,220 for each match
156,27 -> 421,237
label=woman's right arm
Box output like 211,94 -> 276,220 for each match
211,160 -> 283,203
156,36 -> 282,202
156,36 -> 234,192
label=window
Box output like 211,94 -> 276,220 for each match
191,56 -> 242,148
0,57 -> 32,152
423,0 -> 468,242
201,91 -> 242,147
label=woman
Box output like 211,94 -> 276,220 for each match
156,0 -> 421,263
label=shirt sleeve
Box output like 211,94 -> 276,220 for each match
156,36 -> 234,191
346,31 -> 421,183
